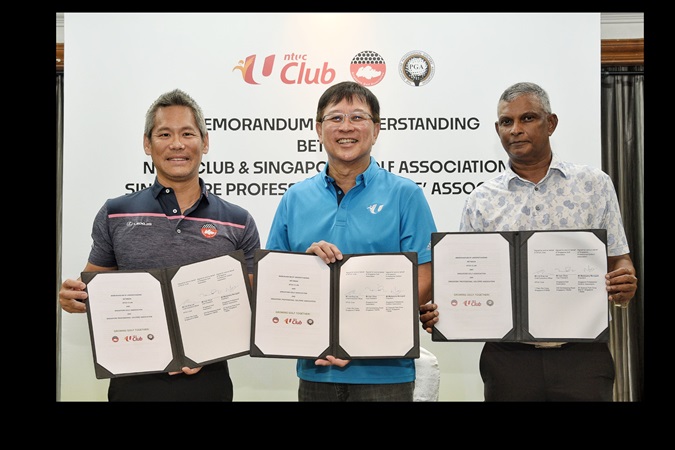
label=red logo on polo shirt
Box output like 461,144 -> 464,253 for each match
201,224 -> 218,239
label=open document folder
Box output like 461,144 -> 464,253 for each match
250,250 -> 420,360
82,251 -> 252,379
431,230 -> 609,343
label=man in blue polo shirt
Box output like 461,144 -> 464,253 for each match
59,89 -> 261,401
266,81 -> 437,401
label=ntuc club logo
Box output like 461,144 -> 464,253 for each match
232,55 -> 275,85
399,51 -> 435,87
350,50 -> 386,86
233,53 -> 336,85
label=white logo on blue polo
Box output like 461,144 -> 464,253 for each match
367,204 -> 384,214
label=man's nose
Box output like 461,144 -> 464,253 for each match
170,137 -> 185,149
510,122 -> 523,135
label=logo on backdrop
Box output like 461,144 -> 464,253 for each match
232,55 -> 275,85
350,50 -> 386,86
233,53 -> 336,85
399,51 -> 435,87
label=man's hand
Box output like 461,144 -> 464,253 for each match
419,302 -> 438,334
606,266 -> 638,308
306,240 -> 343,264
59,278 -> 88,313
314,355 -> 350,367
169,366 -> 203,376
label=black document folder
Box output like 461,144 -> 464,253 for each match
82,251 -> 252,379
431,229 -> 609,343
250,250 -> 420,360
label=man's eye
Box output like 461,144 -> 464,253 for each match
329,115 -> 343,122
351,115 -> 364,122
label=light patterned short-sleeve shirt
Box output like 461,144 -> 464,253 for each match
459,153 -> 629,257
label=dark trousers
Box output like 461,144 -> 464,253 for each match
479,342 -> 615,401
298,379 -> 415,402
108,362 -> 233,402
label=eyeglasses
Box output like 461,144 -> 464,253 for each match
320,112 -> 374,126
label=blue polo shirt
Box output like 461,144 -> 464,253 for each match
266,157 -> 437,384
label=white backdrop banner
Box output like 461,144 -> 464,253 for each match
61,12 -> 600,401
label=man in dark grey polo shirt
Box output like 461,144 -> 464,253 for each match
59,89 -> 261,401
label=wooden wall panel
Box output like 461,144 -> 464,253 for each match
601,38 -> 644,66
56,39 -> 644,73
56,43 -> 64,73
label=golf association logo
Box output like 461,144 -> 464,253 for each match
201,223 -> 218,239
350,50 -> 386,86
399,50 -> 435,87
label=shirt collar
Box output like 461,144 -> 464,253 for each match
321,156 -> 378,187
503,152 -> 568,188
150,177 -> 210,204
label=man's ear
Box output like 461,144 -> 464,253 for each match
203,132 -> 210,154
315,121 -> 323,143
548,113 -> 559,135
372,122 -> 380,143
143,135 -> 151,155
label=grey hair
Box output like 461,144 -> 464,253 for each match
144,89 -> 207,139
498,82 -> 552,114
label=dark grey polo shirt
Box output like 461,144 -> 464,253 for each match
88,178 -> 260,275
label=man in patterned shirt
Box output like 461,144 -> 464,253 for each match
420,81 -> 637,401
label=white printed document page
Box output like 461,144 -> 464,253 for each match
86,272 -> 174,375
527,231 -> 607,339
433,233 -> 513,340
